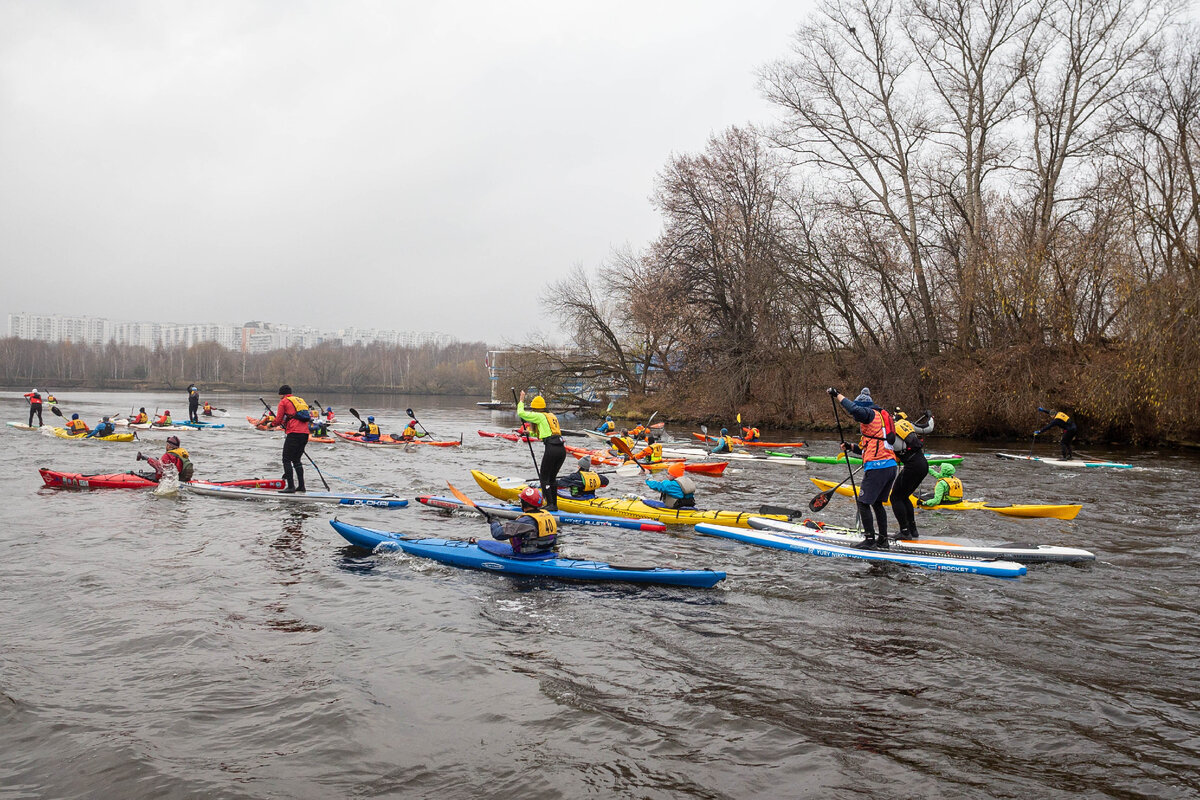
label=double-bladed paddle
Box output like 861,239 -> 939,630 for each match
405,408 -> 435,438
496,462 -> 641,489
446,481 -> 493,522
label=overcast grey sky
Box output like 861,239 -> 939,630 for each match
0,1 -> 809,344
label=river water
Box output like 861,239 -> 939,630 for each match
1,390 -> 1197,799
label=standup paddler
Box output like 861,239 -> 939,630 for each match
23,389 -> 44,427
1035,406 -> 1077,460
275,385 -> 312,493
889,408 -> 935,541
187,383 -> 201,423
485,486 -> 558,556
517,390 -> 566,512
828,387 -> 898,549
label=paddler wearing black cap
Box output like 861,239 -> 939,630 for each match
516,389 -> 566,512
555,456 -> 610,499
275,385 -> 312,493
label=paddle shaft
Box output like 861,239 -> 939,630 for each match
512,388 -> 548,497
406,408 -> 435,437
829,394 -> 859,499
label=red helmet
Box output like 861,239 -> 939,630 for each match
518,486 -> 544,508
166,436 -> 181,448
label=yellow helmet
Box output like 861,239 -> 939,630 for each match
530,395 -> 546,410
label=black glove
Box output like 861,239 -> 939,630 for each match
826,387 -> 838,397
136,452 -> 146,461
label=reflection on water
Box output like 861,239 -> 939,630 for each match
0,390 -> 1198,798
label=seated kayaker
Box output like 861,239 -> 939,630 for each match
399,420 -> 423,441
360,416 -> 381,442
309,418 -> 329,437
202,401 -> 214,416
131,407 -> 149,425
645,462 -> 697,509
486,486 -> 558,556
607,434 -> 636,458
708,428 -> 735,454
1035,406 -> 1077,460
47,394 -> 57,404
632,436 -> 664,463
920,463 -> 963,507
65,414 -> 90,435
741,425 -> 761,442
86,417 -> 117,438
155,410 -> 173,426
137,435 -> 194,481
629,424 -> 648,440
324,406 -> 335,422
595,416 -> 616,434
258,410 -> 276,427
556,456 -> 609,499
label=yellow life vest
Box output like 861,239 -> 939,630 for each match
648,443 -> 663,462
402,424 -> 418,438
524,510 -> 558,540
544,411 -> 561,437
283,395 -> 311,422
894,418 -> 916,439
67,420 -> 87,433
133,413 -> 148,424
366,423 -> 380,436
580,471 -> 602,492
940,476 -> 963,503
166,447 -> 194,481
1054,411 -> 1070,424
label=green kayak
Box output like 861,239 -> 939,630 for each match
790,452 -> 965,466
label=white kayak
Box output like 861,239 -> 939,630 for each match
693,522 -> 1026,578
659,446 -> 810,467
747,517 -> 1095,564
128,422 -> 200,432
182,483 -> 409,507
996,453 -> 1133,469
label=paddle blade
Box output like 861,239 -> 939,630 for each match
495,477 -> 532,490
737,413 -> 741,424
609,437 -> 649,469
349,407 -> 362,420
51,406 -> 64,417
808,490 -> 834,512
615,463 -> 641,477
406,408 -> 415,418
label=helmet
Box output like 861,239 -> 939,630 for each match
605,415 -> 612,421
140,407 -> 146,413
367,416 -> 375,422
667,463 -> 685,478
940,464 -> 956,477
518,486 -> 544,508
720,428 -> 728,435
71,413 -> 79,420
103,416 -> 110,422
530,395 -> 546,410
164,410 -> 171,415
326,407 -> 332,412
577,456 -> 591,470
166,436 -> 181,448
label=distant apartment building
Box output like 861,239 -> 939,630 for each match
7,313 -> 451,353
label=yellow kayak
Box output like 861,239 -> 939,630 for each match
808,477 -> 1082,520
51,427 -> 136,443
471,470 -> 786,528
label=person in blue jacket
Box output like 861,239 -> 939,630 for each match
708,428 -> 735,454
595,415 -> 616,433
644,462 -> 697,509
86,416 -> 117,438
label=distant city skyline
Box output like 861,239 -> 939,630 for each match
7,312 -> 461,353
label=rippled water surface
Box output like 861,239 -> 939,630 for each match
1,391 -> 1198,799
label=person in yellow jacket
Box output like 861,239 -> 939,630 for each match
517,390 -> 566,512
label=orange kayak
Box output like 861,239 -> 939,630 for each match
246,415 -> 279,431
692,432 -> 806,448
335,431 -> 461,447
565,444 -> 728,476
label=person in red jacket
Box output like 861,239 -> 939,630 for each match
23,389 -> 44,427
274,385 -> 311,493
137,436 -> 195,482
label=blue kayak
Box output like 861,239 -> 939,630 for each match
174,420 -> 226,429
330,519 -> 725,587
415,495 -> 668,532
693,522 -> 1026,579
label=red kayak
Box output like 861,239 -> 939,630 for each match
39,468 -> 284,490
477,429 -> 536,443
691,432 -> 807,448
335,431 -> 461,447
246,415 -> 279,431
564,444 -> 728,476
